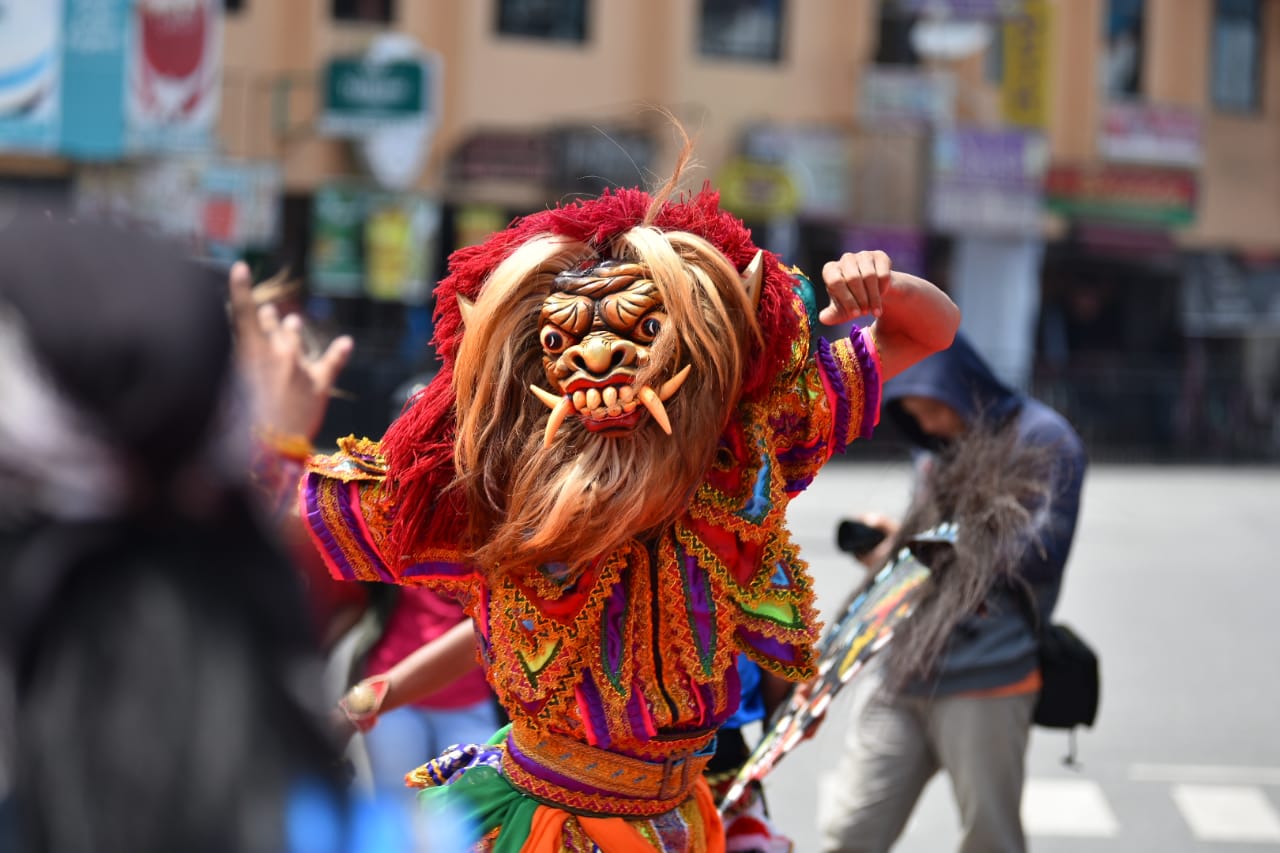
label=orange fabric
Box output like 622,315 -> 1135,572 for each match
518,778 -> 725,852
960,667 -> 1042,699
692,777 -> 727,853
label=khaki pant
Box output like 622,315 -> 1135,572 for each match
818,667 -> 1037,853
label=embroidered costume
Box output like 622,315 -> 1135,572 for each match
299,187 -> 881,851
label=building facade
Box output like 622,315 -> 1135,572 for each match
2,0 -> 1277,456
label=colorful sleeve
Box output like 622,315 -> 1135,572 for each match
299,435 -> 476,598
768,273 -> 883,494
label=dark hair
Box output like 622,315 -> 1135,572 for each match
0,213 -> 345,852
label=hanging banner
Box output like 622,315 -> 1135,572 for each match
929,127 -> 1048,236
60,0 -> 130,158
310,186 -> 367,298
364,193 -> 440,304
1099,102 -> 1202,168
0,0 -> 219,158
1045,164 -> 1197,226
897,0 -> 1023,18
859,66 -> 956,128
0,0 -> 64,152
1000,0 -> 1051,129
199,160 -> 282,261
126,0 -> 223,152
742,124 -> 854,219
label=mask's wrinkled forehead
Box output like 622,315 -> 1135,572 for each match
541,260 -> 662,337
551,259 -> 650,298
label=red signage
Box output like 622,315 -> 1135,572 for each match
1045,165 -> 1197,226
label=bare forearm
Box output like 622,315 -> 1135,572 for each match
870,272 -> 960,381
378,618 -> 483,714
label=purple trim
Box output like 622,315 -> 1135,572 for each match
680,546 -> 716,675
784,474 -> 815,494
399,559 -> 473,580
601,580 -> 629,687
736,627 -> 800,665
332,481 -> 396,582
817,337 -> 852,453
850,327 -> 882,439
576,673 -> 614,749
302,473 -> 359,581
625,684 -> 654,740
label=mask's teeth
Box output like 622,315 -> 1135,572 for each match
658,364 -> 692,402
543,397 -> 574,447
529,384 -> 563,411
637,386 -> 672,435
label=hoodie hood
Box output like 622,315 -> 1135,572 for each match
883,332 -> 1022,451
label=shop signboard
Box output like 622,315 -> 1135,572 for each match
448,130 -> 555,185
199,160 -> 282,262
75,157 -> 281,259
126,0 -> 223,153
929,127 -> 1047,236
310,186 -> 367,298
1045,164 -> 1197,226
1099,102 -> 1202,168
897,0 -> 1024,18
364,193 -> 440,305
321,58 -> 429,137
1183,253 -> 1280,336
715,157 -> 799,222
0,0 -> 63,151
741,124 -> 853,219
60,0 -> 130,158
859,66 -> 955,128
0,0 -> 220,158
1000,0 -> 1051,129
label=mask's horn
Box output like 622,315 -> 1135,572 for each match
741,250 -> 764,315
457,296 -> 475,326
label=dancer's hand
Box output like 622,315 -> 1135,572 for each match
821,251 -> 959,381
229,262 -> 353,442
820,250 -> 892,326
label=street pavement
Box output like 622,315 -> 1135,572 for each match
762,462 -> 1280,852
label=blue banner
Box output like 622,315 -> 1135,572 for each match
61,0 -> 129,159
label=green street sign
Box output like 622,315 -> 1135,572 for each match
321,59 -> 428,136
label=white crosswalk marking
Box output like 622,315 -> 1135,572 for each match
1172,784 -> 1280,843
1021,778 -> 1120,838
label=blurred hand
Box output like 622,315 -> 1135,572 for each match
229,262 -> 352,442
820,250 -> 892,326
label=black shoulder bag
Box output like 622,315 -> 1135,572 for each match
1016,588 -> 1101,765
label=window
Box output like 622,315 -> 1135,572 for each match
331,0 -> 394,23
1212,0 -> 1262,112
496,0 -> 588,43
874,2 -> 919,67
699,0 -> 785,64
1103,0 -> 1144,98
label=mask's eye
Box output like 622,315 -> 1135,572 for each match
541,327 -> 568,354
637,315 -> 663,342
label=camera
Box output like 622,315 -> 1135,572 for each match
835,519 -> 887,559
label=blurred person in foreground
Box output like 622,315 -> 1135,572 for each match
818,333 -> 1086,853
0,213 -> 419,852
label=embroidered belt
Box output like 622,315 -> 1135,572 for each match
501,723 -> 717,818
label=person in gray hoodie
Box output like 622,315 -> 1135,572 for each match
819,332 -> 1086,853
